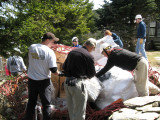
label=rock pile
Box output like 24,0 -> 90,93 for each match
109,96 -> 160,120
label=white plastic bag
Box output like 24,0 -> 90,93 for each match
85,77 -> 103,102
95,66 -> 139,109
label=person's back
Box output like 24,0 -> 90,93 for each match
63,46 -> 95,78
28,43 -> 57,80
111,32 -> 123,48
7,56 -> 26,76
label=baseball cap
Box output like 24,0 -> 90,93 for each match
100,43 -> 112,53
42,32 -> 59,41
135,14 -> 142,19
72,37 -> 78,42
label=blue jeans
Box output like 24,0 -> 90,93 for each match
135,38 -> 148,60
23,78 -> 52,120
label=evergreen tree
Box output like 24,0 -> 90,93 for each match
0,0 -> 94,57
95,0 -> 159,51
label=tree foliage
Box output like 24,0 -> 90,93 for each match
0,0 -> 94,57
95,0 -> 159,51
1,0 -> 160,57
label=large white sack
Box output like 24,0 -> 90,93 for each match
95,66 -> 139,109
85,77 -> 103,102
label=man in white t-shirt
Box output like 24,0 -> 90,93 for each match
23,32 -> 59,120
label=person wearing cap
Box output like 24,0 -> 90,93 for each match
105,30 -> 123,48
72,36 -> 82,48
135,14 -> 148,60
23,32 -> 60,120
96,43 -> 149,97
63,38 -> 97,120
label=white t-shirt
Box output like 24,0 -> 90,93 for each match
28,43 -> 57,80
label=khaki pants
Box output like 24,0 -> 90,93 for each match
64,78 -> 88,120
134,57 -> 149,96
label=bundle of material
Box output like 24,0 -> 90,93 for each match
51,109 -> 69,120
51,44 -> 76,98
86,99 -> 127,120
52,44 -> 76,63
148,64 -> 160,87
0,72 -> 28,96
95,66 -> 138,109
148,64 -> 160,95
0,72 -> 28,120
51,99 -> 126,120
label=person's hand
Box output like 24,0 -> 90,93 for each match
134,39 -> 137,43
58,71 -> 65,77
139,38 -> 143,44
53,71 -> 59,76
66,79 -> 76,86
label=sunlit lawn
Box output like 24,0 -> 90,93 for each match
147,51 -> 160,67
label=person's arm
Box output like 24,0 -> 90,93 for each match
20,57 -> 27,72
95,59 -> 114,78
140,23 -> 146,38
86,57 -> 96,78
50,67 -> 59,75
138,22 -> 146,44
62,52 -> 71,75
112,33 -> 119,41
112,33 -> 123,48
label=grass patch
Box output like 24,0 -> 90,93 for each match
147,51 -> 160,67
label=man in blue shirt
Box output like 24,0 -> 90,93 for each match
72,37 -> 82,48
135,14 -> 148,60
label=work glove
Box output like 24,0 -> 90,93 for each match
139,38 -> 143,44
98,72 -> 111,82
58,71 -> 65,77
66,79 -> 76,86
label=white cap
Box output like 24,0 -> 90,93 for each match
84,38 -> 97,47
72,37 -> 78,42
100,43 -> 112,53
135,14 -> 142,19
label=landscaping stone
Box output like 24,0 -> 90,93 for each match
109,96 -> 160,120
124,96 -> 160,107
